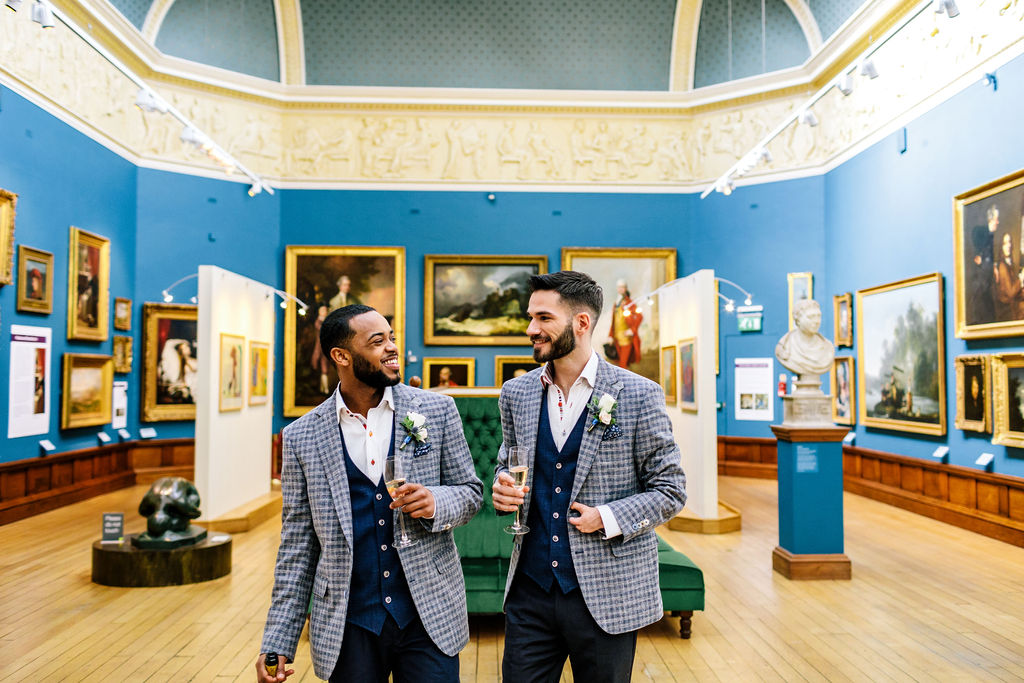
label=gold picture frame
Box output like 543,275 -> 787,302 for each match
787,272 -> 813,330
955,354 -> 990,433
831,356 -> 855,426
992,353 -> 1024,446
678,337 -> 697,412
284,245 -> 405,416
424,254 -> 547,346
0,188 -> 16,286
67,226 -> 110,342
422,357 -> 476,389
856,273 -> 946,436
953,167 -> 1024,339
142,302 -> 198,422
249,341 -> 271,406
114,297 -> 132,331
660,345 -> 677,404
219,333 -> 245,412
113,336 -> 133,374
61,353 -> 113,429
833,292 -> 853,347
494,355 -> 542,385
16,245 -> 53,314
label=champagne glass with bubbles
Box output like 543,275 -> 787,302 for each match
504,446 -> 531,536
385,453 -> 417,548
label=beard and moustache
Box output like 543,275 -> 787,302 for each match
532,321 -> 576,363
351,350 -> 402,389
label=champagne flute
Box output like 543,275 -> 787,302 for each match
504,446 -> 530,535
385,453 -> 417,548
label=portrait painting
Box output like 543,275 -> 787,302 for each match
562,247 -> 676,384
0,188 -> 15,286
67,227 -> 110,342
991,353 -> 1024,447
954,168 -> 1024,339
678,338 -> 696,412
61,353 -> 113,429
494,356 -> 543,385
422,357 -> 475,390
16,245 -> 53,314
249,341 -> 270,406
788,272 -> 813,330
220,333 -> 245,412
33,348 -> 47,415
424,255 -> 547,345
114,297 -> 132,331
284,246 -> 405,416
660,345 -> 677,404
831,356 -> 855,426
142,303 -> 198,422
833,292 -> 852,347
955,354 -> 989,433
113,336 -> 133,374
857,273 -> 945,435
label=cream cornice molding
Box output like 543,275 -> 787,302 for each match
140,0 -> 173,43
784,0 -> 823,52
274,0 -> 305,86
669,0 -> 702,92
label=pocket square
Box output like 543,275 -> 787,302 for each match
602,424 -> 623,441
413,442 -> 431,457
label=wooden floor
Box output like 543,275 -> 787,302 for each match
2,476 -> 1023,682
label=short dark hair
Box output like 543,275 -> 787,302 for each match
528,270 -> 603,318
319,304 -> 376,357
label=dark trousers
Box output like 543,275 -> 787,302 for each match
502,574 -> 638,683
330,614 -> 459,683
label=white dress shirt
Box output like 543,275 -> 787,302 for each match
335,385 -> 395,485
540,352 -> 622,539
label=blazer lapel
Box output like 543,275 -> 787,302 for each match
571,360 -> 623,502
515,373 -> 545,475
391,384 -> 423,476
311,396 -> 354,545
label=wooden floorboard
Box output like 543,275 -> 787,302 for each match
1,477 -> 1023,681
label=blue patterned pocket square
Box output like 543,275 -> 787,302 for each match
601,424 -> 623,442
413,442 -> 431,457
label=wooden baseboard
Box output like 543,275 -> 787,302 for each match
718,461 -> 777,479
667,500 -> 742,534
772,546 -> 851,580
0,472 -> 136,526
196,490 -> 282,533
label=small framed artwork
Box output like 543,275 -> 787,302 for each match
992,353 -> 1024,446
219,333 -> 245,412
113,336 -> 133,374
833,293 -> 853,347
67,226 -> 110,342
955,354 -> 990,433
61,353 -> 113,429
16,246 -> 53,314
678,338 -> 696,412
660,345 -> 677,404
249,341 -> 271,406
831,357 -> 855,425
422,357 -> 476,389
141,303 -> 197,422
0,188 -> 16,285
494,355 -> 542,385
787,272 -> 813,330
114,297 -> 132,331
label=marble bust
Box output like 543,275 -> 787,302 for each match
775,299 -> 834,378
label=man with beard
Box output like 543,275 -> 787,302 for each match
257,305 -> 482,683
491,271 -> 686,682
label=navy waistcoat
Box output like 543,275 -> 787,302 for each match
519,391 -> 589,593
339,425 -> 416,634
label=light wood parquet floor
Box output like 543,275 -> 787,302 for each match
1,476 -> 1023,682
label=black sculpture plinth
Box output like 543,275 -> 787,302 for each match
92,533 -> 232,587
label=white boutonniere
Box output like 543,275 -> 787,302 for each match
399,411 -> 429,450
586,393 -> 617,432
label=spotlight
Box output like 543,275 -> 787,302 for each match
161,290 -> 173,303
721,180 -> 735,196
757,147 -> 772,164
248,183 -> 262,197
180,125 -> 203,147
279,299 -> 288,309
859,58 -> 879,79
935,0 -> 959,17
837,72 -> 854,96
297,305 -> 308,317
725,299 -> 735,313
646,297 -> 654,306
189,296 -> 197,304
798,109 -> 819,127
31,0 -> 54,27
6,0 -> 23,11
134,88 -> 168,114
744,295 -> 753,306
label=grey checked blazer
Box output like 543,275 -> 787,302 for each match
260,383 -> 483,680
496,358 -> 687,634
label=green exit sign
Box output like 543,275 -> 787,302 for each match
737,305 -> 763,333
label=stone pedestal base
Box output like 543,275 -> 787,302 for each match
772,546 -> 851,580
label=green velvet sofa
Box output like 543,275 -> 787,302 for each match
451,391 -> 705,638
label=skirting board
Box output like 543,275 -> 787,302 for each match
667,500 -> 742,534
196,490 -> 282,533
772,546 -> 851,580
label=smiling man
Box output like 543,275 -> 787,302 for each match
257,304 -> 482,683
492,271 -> 687,682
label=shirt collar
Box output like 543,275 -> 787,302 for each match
335,384 -> 395,423
541,350 -> 600,390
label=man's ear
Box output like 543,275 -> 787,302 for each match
576,310 -> 593,335
330,346 -> 350,367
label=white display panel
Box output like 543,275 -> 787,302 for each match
7,325 -> 52,439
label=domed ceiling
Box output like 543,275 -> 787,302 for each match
106,0 -> 866,90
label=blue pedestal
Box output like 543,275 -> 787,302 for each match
770,426 -> 852,580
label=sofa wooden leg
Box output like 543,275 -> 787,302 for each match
677,610 -> 693,639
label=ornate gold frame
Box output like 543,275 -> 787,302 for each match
67,226 -> 110,342
954,354 -> 990,433
113,336 -> 133,374
953,167 -> 1024,339
423,254 -> 547,346
678,337 -> 697,413
493,355 -> 542,386
142,302 -> 198,422
660,344 -> 677,405
114,297 -> 133,331
248,341 -> 271,406
0,189 -> 18,286
16,245 -> 53,314
831,356 -> 855,426
856,272 -> 946,436
421,357 -> 476,389
219,333 -> 246,413
561,247 -> 677,280
833,292 -> 853,347
61,353 -> 113,429
991,353 -> 1024,447
787,272 -> 813,330
284,245 -> 405,417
